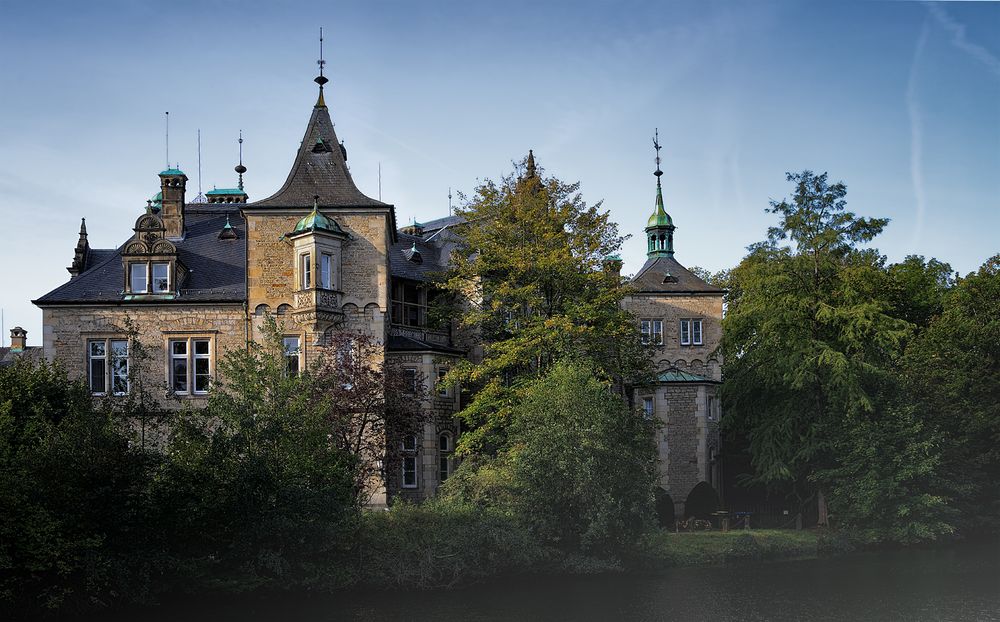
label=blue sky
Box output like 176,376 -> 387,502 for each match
1,1 -> 998,345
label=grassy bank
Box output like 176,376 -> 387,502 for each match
631,529 -> 825,570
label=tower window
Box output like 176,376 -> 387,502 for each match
284,336 -> 301,375
642,396 -> 654,419
640,319 -> 663,345
320,253 -> 333,289
439,432 -> 453,483
680,319 -> 703,346
300,253 -> 312,289
401,434 -> 418,489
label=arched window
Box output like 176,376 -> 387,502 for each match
276,303 -> 292,316
254,304 -> 270,316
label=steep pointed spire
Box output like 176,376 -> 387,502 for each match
526,149 -> 536,179
252,75 -> 383,208
646,129 -> 675,258
67,218 -> 90,277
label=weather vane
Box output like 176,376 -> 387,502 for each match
316,27 -> 328,85
653,128 -> 663,178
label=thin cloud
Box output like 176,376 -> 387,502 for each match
926,3 -> 1000,78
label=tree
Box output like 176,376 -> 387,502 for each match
722,171 -> 910,519
902,255 -> 1000,530
441,153 -> 650,456
442,362 -> 657,554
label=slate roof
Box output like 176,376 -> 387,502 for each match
630,256 -> 725,294
251,100 -> 386,209
386,334 -> 464,355
420,215 -> 465,236
34,206 -> 247,305
0,347 -> 44,367
390,232 -> 447,282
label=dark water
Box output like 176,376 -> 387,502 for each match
120,541 -> 1000,622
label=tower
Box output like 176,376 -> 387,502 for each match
159,167 -> 188,239
646,129 -> 675,258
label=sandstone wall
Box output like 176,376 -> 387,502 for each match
622,292 -> 724,380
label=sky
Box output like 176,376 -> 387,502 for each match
1,0 -> 998,346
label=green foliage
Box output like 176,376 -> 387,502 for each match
443,363 -> 657,555
442,155 -> 651,455
633,530 -> 820,569
0,360 -> 156,612
902,255 -> 1000,529
358,498 -> 537,588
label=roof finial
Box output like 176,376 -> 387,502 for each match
653,128 -> 663,186
526,149 -> 536,179
165,112 -> 170,170
314,27 -> 329,107
235,130 -> 247,191
448,187 -> 452,217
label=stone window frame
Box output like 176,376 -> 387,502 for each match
391,279 -> 427,328
86,336 -> 129,396
299,252 -> 312,290
401,434 -> 419,489
320,252 -> 334,290
165,334 -> 216,397
126,260 -> 175,295
640,318 -> 664,345
436,365 -> 451,398
402,367 -> 419,395
680,318 -> 704,346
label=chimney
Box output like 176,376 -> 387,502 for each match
9,327 -> 26,352
159,168 -> 188,239
603,255 -> 623,280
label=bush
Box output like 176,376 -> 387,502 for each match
358,499 -> 538,588
684,482 -> 720,519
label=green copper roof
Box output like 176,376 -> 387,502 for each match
151,191 -> 162,203
657,369 -> 715,383
294,204 -> 344,235
159,168 -> 186,176
206,188 -> 246,195
646,182 -> 673,228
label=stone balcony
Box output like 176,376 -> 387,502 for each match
291,288 -> 344,330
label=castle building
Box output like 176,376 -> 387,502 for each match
32,68 -> 722,512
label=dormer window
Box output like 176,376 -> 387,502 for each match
152,263 -> 170,293
130,263 -> 148,293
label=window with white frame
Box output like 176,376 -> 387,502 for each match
88,338 -> 129,395
152,263 -> 170,293
130,263 -> 148,293
439,432 -> 453,483
401,434 -> 418,488
642,396 -> 654,419
640,319 -> 663,345
283,336 -> 301,375
680,318 -> 703,346
300,253 -> 312,289
169,337 -> 212,395
436,366 -> 451,398
320,252 -> 333,289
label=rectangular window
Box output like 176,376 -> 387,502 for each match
171,340 -> 188,393
130,263 -> 147,293
152,263 -> 170,293
681,319 -> 703,346
301,253 -> 311,289
88,340 -> 107,394
402,455 -> 418,488
110,339 -> 129,395
707,396 -> 716,422
401,434 -> 418,489
439,433 -> 452,483
437,367 -> 450,398
402,368 -> 418,395
642,396 -> 654,419
193,339 -> 211,393
284,336 -> 301,375
320,253 -> 333,289
391,280 -> 426,327
640,319 -> 663,345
